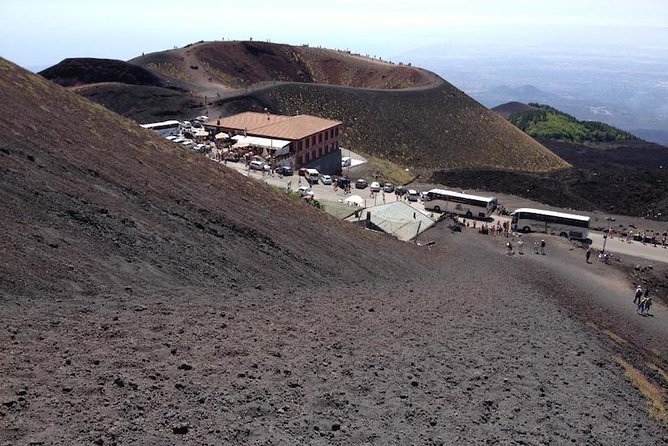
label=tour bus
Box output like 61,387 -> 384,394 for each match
510,208 -> 590,240
423,189 -> 498,218
140,120 -> 181,137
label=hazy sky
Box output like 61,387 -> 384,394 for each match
2,0 -> 667,68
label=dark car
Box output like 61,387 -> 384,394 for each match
383,183 -> 395,193
274,166 -> 293,176
355,178 -> 368,189
336,177 -> 351,189
395,186 -> 407,196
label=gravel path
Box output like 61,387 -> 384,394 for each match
2,224 -> 666,445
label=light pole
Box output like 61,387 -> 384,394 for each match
601,216 -> 615,253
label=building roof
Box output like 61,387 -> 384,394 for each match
206,112 -> 341,141
345,202 -> 437,241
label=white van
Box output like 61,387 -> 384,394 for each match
305,168 -> 320,184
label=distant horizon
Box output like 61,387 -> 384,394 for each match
3,0 -> 667,68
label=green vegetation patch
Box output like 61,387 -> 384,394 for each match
509,104 -> 637,143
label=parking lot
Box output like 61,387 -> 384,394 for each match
214,155 -> 427,211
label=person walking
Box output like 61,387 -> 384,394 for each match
643,296 -> 653,315
506,241 -> 514,255
540,239 -> 546,255
637,295 -> 648,314
518,237 -> 524,255
585,247 -> 592,263
533,241 -> 539,255
634,285 -> 643,305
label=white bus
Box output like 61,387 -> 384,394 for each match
510,208 -> 590,240
140,120 -> 181,137
423,189 -> 498,218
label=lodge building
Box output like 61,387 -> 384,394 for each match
205,112 -> 342,173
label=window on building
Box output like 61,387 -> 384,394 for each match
318,133 -> 322,143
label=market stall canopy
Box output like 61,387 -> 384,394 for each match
231,135 -> 291,156
214,132 -> 230,140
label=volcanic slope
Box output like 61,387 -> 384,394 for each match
40,58 -> 203,123
130,40 -> 437,89
40,58 -> 168,88
0,58 -> 424,299
61,41 -> 569,173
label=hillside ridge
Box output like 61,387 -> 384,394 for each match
39,41 -> 570,174
0,57 -> 424,298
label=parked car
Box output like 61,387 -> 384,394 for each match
320,175 -> 332,185
383,183 -> 395,193
274,166 -> 293,176
223,152 -> 240,162
370,181 -> 381,192
249,160 -> 270,171
407,189 -> 420,202
298,167 -> 308,176
395,186 -> 407,196
297,186 -> 314,198
355,178 -> 368,189
336,177 -> 351,189
194,115 -> 209,122
341,156 -> 352,167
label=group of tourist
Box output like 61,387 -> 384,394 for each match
633,285 -> 653,315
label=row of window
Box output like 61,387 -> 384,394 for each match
301,126 -> 339,150
514,212 -> 590,228
301,142 -> 338,164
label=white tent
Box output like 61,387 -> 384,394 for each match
344,195 -> 365,207
231,135 -> 291,156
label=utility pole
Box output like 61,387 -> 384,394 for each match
601,216 -> 615,253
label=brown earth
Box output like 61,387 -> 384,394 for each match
131,41 -> 437,90
0,58 -> 423,300
1,58 -> 668,445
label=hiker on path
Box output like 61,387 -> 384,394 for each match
586,247 -> 592,263
637,297 -> 646,314
643,297 -> 653,315
540,239 -> 546,255
634,286 -> 643,304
